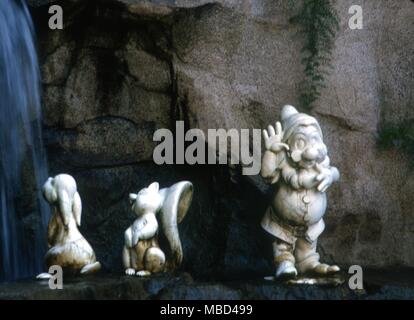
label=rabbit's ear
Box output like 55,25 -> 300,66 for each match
129,193 -> 137,204
72,192 -> 82,227
148,182 -> 159,193
57,189 -> 72,227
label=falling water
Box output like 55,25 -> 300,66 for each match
0,0 -> 49,281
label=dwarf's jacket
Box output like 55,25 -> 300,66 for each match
261,205 -> 325,244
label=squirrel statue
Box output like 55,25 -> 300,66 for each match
123,181 -> 193,276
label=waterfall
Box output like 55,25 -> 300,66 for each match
0,0 -> 49,281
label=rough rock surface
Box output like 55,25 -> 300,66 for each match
1,271 -> 414,300
23,0 -> 414,281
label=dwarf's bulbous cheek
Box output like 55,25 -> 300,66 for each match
291,150 -> 302,162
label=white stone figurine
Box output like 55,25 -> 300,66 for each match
36,174 -> 101,279
123,181 -> 193,276
261,105 -> 340,279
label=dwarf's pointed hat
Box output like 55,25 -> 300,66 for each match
281,105 -> 323,142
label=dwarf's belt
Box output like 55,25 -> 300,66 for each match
268,207 -> 308,238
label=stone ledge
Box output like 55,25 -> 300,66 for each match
1,270 -> 413,300
29,0 -> 219,9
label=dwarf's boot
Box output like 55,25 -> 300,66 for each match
273,239 -> 297,279
295,238 -> 340,275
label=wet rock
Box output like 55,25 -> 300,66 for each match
24,0 -> 414,281
0,273 -> 193,300
47,116 -> 156,167
123,47 -> 171,92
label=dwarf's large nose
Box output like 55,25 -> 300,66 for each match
303,143 -> 327,162
302,147 -> 319,161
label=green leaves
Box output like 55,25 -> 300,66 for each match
378,120 -> 414,161
290,0 -> 339,110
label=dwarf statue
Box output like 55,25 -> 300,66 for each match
37,174 -> 101,279
261,105 -> 340,279
123,181 -> 193,276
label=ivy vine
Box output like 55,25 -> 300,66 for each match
378,120 -> 414,162
290,0 -> 340,110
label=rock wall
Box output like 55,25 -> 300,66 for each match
28,0 -> 414,278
